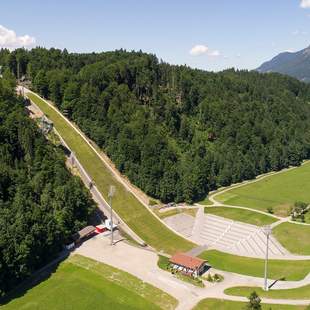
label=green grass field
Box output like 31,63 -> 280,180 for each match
199,250 -> 310,281
192,298 -> 307,310
204,206 -> 277,226
198,197 -> 213,205
154,208 -> 197,219
1,255 -> 177,310
27,92 -> 195,254
225,285 -> 310,300
215,163 -> 310,216
273,223 -> 310,255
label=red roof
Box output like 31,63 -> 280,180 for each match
169,253 -> 206,270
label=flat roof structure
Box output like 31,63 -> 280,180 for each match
73,225 -> 96,242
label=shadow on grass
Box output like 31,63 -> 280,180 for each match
0,250 -> 70,307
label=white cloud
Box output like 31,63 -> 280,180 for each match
0,25 -> 35,49
189,44 -> 221,57
300,0 -> 310,8
292,29 -> 308,36
189,44 -> 209,56
208,50 -> 220,57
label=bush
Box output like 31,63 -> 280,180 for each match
206,273 -> 224,282
267,207 -> 274,214
149,199 -> 158,206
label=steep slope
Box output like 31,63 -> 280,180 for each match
2,48 -> 310,204
0,75 -> 95,296
257,45 -> 310,82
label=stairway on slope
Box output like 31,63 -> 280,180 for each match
192,213 -> 289,258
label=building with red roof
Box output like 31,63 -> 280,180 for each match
169,253 -> 208,278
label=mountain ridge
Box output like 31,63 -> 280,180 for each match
257,45 -> 310,82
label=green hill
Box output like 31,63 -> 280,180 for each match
2,48 -> 310,204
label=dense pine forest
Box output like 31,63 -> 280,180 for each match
0,74 -> 95,296
1,48 -> 310,203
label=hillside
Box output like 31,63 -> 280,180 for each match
1,48 -> 310,204
0,74 -> 95,296
257,45 -> 310,82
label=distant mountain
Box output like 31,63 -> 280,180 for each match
257,45 -> 310,82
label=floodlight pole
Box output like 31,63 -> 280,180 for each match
108,185 -> 116,246
263,225 -> 271,291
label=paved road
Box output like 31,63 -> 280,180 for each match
75,234 -> 310,310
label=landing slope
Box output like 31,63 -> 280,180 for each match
26,91 -> 195,254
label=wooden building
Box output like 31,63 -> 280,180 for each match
72,225 -> 96,245
169,253 -> 208,278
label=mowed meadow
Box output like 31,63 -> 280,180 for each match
216,162 -> 310,216
0,255 -> 177,310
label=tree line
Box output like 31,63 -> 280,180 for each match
1,47 -> 310,204
0,73 -> 95,296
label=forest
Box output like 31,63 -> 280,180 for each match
1,47 -> 310,203
0,73 -> 95,296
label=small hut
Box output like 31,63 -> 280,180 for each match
72,225 -> 96,245
169,253 -> 208,278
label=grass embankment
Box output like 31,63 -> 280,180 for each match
155,208 -> 197,219
204,206 -> 277,226
273,223 -> 310,255
199,197 -> 213,205
193,298 -> 307,310
199,250 -> 310,281
225,285 -> 310,300
27,92 -> 195,254
1,255 -> 177,310
215,162 -> 310,217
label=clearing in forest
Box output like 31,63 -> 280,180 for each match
26,91 -> 195,254
215,162 -> 310,216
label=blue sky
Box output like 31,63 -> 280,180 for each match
0,0 -> 310,71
